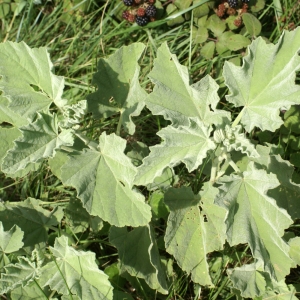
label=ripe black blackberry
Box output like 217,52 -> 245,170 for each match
228,0 -> 238,7
136,15 -> 149,26
123,0 -> 133,6
241,0 -> 249,2
145,5 -> 156,17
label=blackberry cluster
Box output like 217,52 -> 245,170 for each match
136,15 -> 150,26
123,0 -> 134,6
228,0 -> 238,7
145,5 -> 156,17
121,0 -> 157,26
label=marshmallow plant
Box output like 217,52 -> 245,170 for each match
0,27 -> 300,299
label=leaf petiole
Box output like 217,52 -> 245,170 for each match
232,107 -> 245,127
116,110 -> 123,136
74,131 -> 98,151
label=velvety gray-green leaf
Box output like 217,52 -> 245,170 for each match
135,118 -> 216,186
10,281 -> 51,300
109,225 -> 168,294
0,127 -> 21,169
0,198 -> 63,247
1,112 -> 74,175
39,236 -> 113,299
0,222 -> 24,255
215,163 -> 293,281
214,125 -> 259,157
0,41 -> 66,121
0,95 -> 28,127
0,257 -> 39,294
64,197 -> 103,233
199,182 -> 227,252
164,186 -> 223,286
61,132 -> 151,227
224,28 -> 300,132
289,236 -> 300,268
227,262 -> 268,298
146,42 -> 230,127
87,43 -> 146,134
253,145 -> 300,220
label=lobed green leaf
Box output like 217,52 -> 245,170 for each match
224,27 -> 300,132
39,236 -> 113,299
61,132 -> 151,227
215,163 -> 293,281
87,43 -> 147,134
109,225 -> 168,294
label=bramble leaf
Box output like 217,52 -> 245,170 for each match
146,42 -> 230,127
225,34 -> 250,51
206,14 -> 226,36
0,41 -> 66,122
224,27 -> 300,132
164,185 -> 226,286
200,41 -> 215,60
241,13 -> 262,36
39,236 -> 113,299
135,117 -> 216,186
87,43 -> 147,134
1,112 -> 74,175
109,225 -> 168,294
215,163 -> 293,281
61,132 -> 151,227
192,25 -> 208,44
0,198 -> 63,247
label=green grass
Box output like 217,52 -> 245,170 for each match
1,0 -> 300,299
